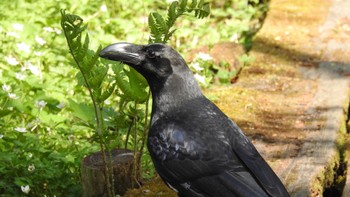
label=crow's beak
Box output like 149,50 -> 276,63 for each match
99,42 -> 143,66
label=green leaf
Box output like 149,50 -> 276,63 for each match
111,62 -> 124,73
0,109 -> 12,118
68,98 -> 95,123
114,68 -> 148,103
179,0 -> 187,13
190,0 -> 197,9
194,1 -> 210,19
167,1 -> 178,28
148,12 -> 162,43
88,66 -> 108,89
148,0 -> 210,43
77,33 -> 89,61
85,45 -> 102,73
99,82 -> 116,102
154,13 -> 167,34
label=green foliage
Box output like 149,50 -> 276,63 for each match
0,0 -> 268,196
61,10 -> 151,197
209,0 -> 269,49
148,0 -> 210,43
189,52 -> 256,87
112,65 -> 148,103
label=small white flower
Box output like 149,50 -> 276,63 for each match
54,28 -> 62,34
15,73 -> 26,80
28,153 -> 33,158
230,33 -> 239,43
100,4 -> 107,12
21,185 -> 30,194
34,51 -> 43,56
196,52 -> 213,61
104,99 -> 111,105
12,23 -> 24,31
56,102 -> 65,109
25,61 -> 40,76
35,36 -> 46,45
8,93 -> 19,99
28,164 -> 35,172
43,27 -> 54,32
190,62 -> 204,71
7,31 -> 20,38
0,134 -> 3,139
194,73 -> 206,85
36,100 -> 47,108
15,127 -> 27,133
17,42 -> 30,53
21,66 -> 26,72
2,84 -> 11,92
5,56 -> 19,66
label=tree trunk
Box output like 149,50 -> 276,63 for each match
81,148 -> 139,197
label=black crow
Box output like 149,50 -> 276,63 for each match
99,42 -> 289,197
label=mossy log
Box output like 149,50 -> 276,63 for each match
81,149 -> 139,197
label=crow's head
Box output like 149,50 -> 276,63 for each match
100,42 -> 201,99
100,43 -> 179,81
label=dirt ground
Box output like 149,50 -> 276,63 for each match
205,0 -> 333,183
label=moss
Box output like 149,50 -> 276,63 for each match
310,152 -> 340,196
123,176 -> 176,197
310,112 -> 349,196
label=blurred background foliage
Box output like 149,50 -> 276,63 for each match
0,0 -> 268,196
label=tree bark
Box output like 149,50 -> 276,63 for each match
81,148 -> 139,197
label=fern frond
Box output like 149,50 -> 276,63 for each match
163,28 -> 177,43
148,0 -> 210,44
154,13 -> 167,34
99,81 -> 116,102
148,13 -> 163,43
167,1 -> 178,28
178,0 -> 188,13
114,68 -> 148,103
81,34 -> 90,59
194,1 -> 210,19
84,46 -> 102,74
190,0 -> 197,9
89,66 -> 108,89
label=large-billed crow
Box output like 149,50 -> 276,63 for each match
100,43 -> 289,197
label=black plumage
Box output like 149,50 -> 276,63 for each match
99,42 -> 290,197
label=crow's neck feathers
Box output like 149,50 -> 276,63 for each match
150,59 -> 203,125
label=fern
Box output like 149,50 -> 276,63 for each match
99,81 -> 117,102
61,10 -> 119,197
61,10 -> 101,82
148,0 -> 210,44
61,2 -> 211,191
167,1 -> 178,28
111,64 -> 148,103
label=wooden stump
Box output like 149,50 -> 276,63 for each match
81,149 -> 139,197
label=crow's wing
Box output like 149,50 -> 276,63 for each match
229,120 -> 290,197
148,119 -> 288,197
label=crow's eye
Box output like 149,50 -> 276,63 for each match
147,50 -> 156,58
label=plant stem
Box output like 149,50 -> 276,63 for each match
61,13 -> 113,197
137,90 -> 150,171
133,101 -> 138,181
